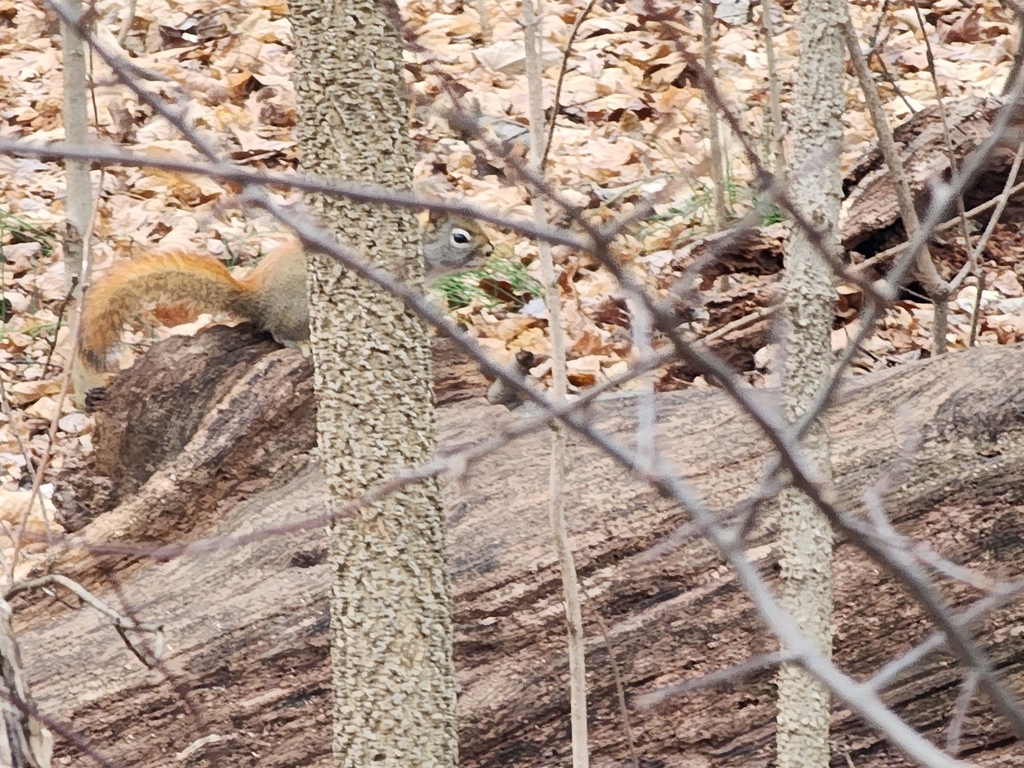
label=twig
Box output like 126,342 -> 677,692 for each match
966,270 -> 986,347
0,672 -> 118,768
911,0 -> 974,274
870,575 -> 1024,692
947,139 -> 1024,341
637,650 -> 797,707
1002,0 -> 1024,96
523,0 -> 588,764
8,161 -> 103,586
760,0 -> 786,174
580,585 -> 639,768
861,3 -> 917,117
39,279 -> 76,377
0,139 -> 590,252
540,0 -> 598,172
116,0 -> 137,45
702,303 -> 778,343
6,574 -> 164,663
945,671 -> 979,755
877,64 -> 919,118
844,16 -> 949,356
856,411 -> 1008,595
0,379 -> 35,483
630,294 -> 658,474
106,573 -> 205,726
865,0 -> 891,52
701,0 -> 727,228
853,180 -> 1024,275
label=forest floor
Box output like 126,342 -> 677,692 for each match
0,0 -> 1022,573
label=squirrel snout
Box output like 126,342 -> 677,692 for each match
422,214 -> 492,278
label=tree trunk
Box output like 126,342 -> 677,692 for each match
776,0 -> 846,765
289,1 -> 456,766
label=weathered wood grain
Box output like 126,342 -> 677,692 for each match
22,332 -> 1024,767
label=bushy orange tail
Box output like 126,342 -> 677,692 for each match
73,252 -> 253,403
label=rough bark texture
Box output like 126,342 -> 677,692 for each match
843,16 -> 949,359
290,0 -> 456,764
841,97 -> 1022,254
55,324 -> 315,534
0,599 -> 50,768
776,1 -> 846,765
664,97 -> 1024,283
31,338 -> 1024,768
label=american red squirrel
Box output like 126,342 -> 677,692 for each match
73,215 -> 491,407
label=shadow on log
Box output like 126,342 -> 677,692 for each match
18,327 -> 1024,767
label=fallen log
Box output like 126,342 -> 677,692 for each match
19,330 -> 1024,767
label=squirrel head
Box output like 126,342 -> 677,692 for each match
422,214 -> 492,279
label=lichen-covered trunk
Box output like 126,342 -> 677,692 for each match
289,2 -> 456,767
776,1 -> 846,767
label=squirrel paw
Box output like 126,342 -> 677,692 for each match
83,386 -> 109,413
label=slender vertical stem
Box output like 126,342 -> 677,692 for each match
523,1 -> 588,765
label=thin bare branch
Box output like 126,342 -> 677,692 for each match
637,651 -> 797,707
949,140 -> 1024,342
701,0 -> 727,228
20,4 -> 1024,764
540,0 -> 598,172
7,575 -> 165,663
523,0 -> 588,763
844,15 -> 949,356
871,575 -> 1024,692
910,0 -> 974,255
581,585 -> 640,768
853,180 -> 1024,275
760,0 -> 786,173
945,671 -> 980,756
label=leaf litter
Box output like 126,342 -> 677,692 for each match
0,0 -> 1022,557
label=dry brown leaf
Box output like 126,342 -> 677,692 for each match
938,6 -> 983,43
986,314 -> 1024,344
565,355 -> 603,387
570,325 -> 611,357
8,379 -> 61,405
0,488 -> 54,523
993,270 -> 1024,297
475,336 -> 514,367
490,316 -> 540,343
25,395 -> 60,422
508,327 -> 550,356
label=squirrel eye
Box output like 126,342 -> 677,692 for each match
450,228 -> 471,246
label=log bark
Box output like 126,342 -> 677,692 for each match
21,332 -> 1024,767
663,96 -> 1024,292
841,96 -> 1022,254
